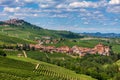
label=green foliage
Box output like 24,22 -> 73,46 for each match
112,44 -> 120,54
4,50 -> 21,56
113,73 -> 120,80
0,50 -> 7,57
27,50 -> 120,80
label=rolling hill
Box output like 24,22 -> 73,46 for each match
0,34 -> 36,45
0,19 -> 120,80
0,19 -> 83,41
0,55 -> 95,80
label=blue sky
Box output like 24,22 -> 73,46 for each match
0,0 -> 120,33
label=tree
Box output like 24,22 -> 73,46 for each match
23,44 -> 30,51
0,50 -> 7,57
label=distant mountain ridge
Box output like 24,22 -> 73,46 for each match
80,32 -> 120,38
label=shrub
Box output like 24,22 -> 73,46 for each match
0,50 -> 7,57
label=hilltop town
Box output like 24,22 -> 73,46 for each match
0,19 -> 24,26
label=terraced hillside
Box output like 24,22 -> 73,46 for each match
0,56 -> 95,80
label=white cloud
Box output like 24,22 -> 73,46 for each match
93,11 -> 101,14
83,21 -> 89,24
33,14 -> 38,17
0,13 -> 7,16
12,13 -> 44,18
69,1 -> 98,8
81,17 -> 87,20
109,0 -> 120,5
41,9 -> 61,13
39,4 -> 50,8
56,4 -> 68,9
24,0 -> 33,3
0,0 -> 7,4
50,14 -> 68,18
15,0 -> 19,3
4,7 -> 21,12
79,8 -> 87,12
23,0 -> 54,4
107,6 -> 120,13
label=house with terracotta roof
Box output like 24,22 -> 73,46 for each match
28,43 -> 110,57
43,46 -> 55,53
69,43 -> 110,57
56,46 -> 70,53
94,43 -> 110,56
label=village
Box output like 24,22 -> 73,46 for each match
17,42 -> 110,57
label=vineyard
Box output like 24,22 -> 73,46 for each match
33,63 -> 94,80
0,34 -> 35,45
26,51 -> 72,61
0,56 -> 95,80
44,39 -> 102,48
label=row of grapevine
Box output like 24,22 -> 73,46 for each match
0,57 -> 35,70
0,72 -> 28,80
0,56 -> 95,80
33,63 -> 85,80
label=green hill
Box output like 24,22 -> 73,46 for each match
0,34 -> 36,45
0,56 -> 95,80
0,19 -> 83,40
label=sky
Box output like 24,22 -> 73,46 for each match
0,0 -> 120,33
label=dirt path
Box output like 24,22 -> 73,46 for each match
35,63 -> 40,70
22,50 -> 27,58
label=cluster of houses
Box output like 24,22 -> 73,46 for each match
2,19 -> 24,26
26,43 -> 110,57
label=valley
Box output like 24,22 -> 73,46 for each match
0,19 -> 120,80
